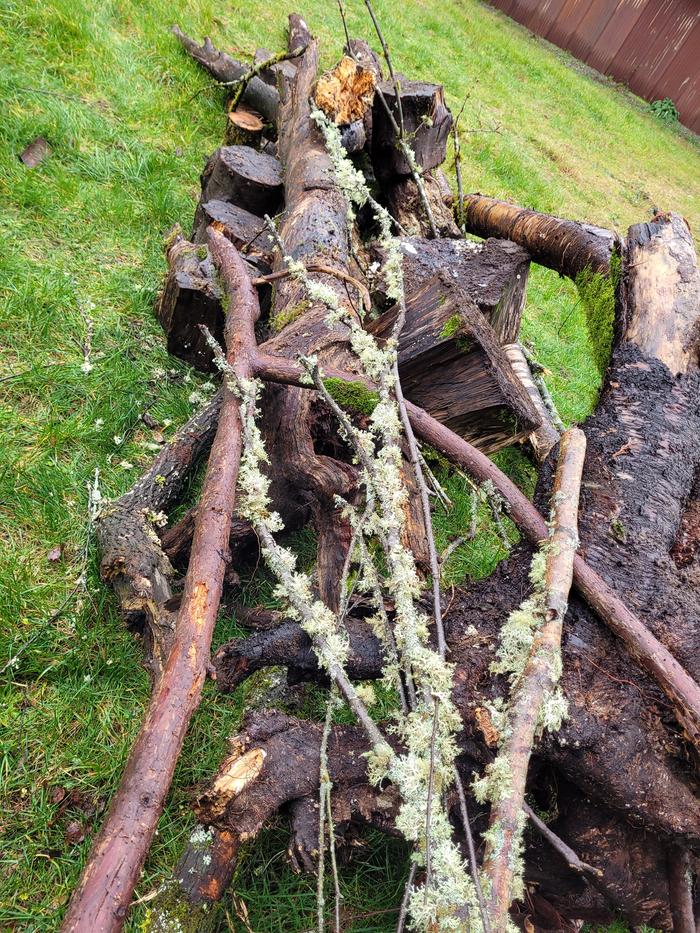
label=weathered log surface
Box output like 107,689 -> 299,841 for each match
191,199 -> 275,258
463,193 -> 617,279
156,235 -> 270,372
372,79 -> 452,178
395,235 -> 531,343
503,343 -> 561,461
196,144 -> 283,218
367,271 -> 541,452
181,213 -> 700,931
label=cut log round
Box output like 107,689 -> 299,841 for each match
225,104 -> 265,147
384,169 -> 461,238
197,145 -> 283,218
156,234 -> 270,372
371,79 -> 452,178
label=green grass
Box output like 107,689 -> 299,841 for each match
1,0 -> 698,929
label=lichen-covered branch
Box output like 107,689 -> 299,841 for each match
475,428 -> 586,931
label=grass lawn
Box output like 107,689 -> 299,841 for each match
1,0 -> 698,929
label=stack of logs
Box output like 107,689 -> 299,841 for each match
61,11 -> 700,933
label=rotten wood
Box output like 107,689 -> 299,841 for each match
503,342 -> 561,462
367,271 -> 541,452
372,235 -> 531,344
313,54 -> 377,125
463,193 -> 617,280
483,428 -> 586,932
61,229 -> 258,933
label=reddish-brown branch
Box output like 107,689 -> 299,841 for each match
252,350 -> 700,747
61,229 -> 259,933
483,428 -> 586,932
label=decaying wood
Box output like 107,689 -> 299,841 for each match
252,347 -> 700,751
156,233 -> 270,372
384,169 -> 461,238
503,342 -> 561,461
313,54 -> 376,125
622,211 -> 700,375
62,230 -> 258,933
375,235 -> 531,344
95,391 -> 221,677
371,79 -> 452,178
463,193 -> 617,279
483,427 -> 586,931
367,271 -> 541,452
85,12 -> 700,932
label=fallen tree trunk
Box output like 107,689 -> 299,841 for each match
61,231 -> 258,933
462,193 -> 617,280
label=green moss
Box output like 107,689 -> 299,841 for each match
272,299 -> 310,333
323,378 -> 380,416
196,245 -> 208,260
575,250 -> 621,374
140,883 -> 216,933
439,313 -> 462,340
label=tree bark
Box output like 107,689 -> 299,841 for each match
61,232 -> 258,933
463,193 -> 617,279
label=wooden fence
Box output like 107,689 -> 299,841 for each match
486,0 -> 700,133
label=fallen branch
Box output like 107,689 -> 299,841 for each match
482,427 -> 586,931
61,229 -> 258,933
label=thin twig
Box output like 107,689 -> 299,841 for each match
396,863 -> 417,933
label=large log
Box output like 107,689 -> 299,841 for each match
367,271 -> 541,452
463,193 -> 617,280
